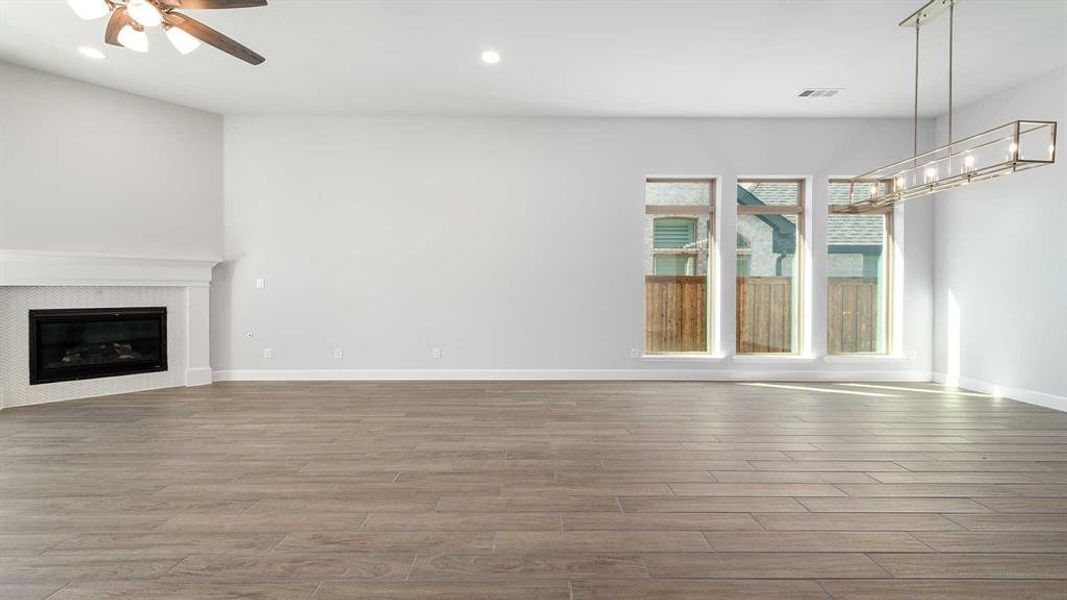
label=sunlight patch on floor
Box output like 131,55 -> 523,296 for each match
840,383 -> 990,397
739,383 -> 899,397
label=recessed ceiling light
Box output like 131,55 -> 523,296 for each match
480,50 -> 501,65
77,46 -> 106,60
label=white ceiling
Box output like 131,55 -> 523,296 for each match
1,0 -> 1064,117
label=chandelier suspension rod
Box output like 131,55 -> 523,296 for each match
913,22 -> 920,159
948,0 -> 954,144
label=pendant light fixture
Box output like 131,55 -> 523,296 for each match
843,0 -> 1057,212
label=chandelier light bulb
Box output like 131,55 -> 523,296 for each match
165,25 -> 201,54
127,0 -> 163,28
117,24 -> 149,52
66,0 -> 109,20
923,165 -> 938,184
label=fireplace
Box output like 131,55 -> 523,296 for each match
29,307 -> 167,385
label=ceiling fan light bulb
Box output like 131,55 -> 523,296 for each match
165,26 -> 201,55
127,0 -> 163,28
66,0 -> 110,20
117,25 -> 149,53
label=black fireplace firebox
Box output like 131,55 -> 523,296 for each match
29,307 -> 167,385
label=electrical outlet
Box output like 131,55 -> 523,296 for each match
263,347 -> 272,359
629,348 -> 641,359
333,348 -> 344,359
431,347 -> 442,359
255,278 -> 265,289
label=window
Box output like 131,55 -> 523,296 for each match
654,254 -> 695,276
645,178 -> 714,354
827,180 -> 891,354
736,235 -> 751,276
736,179 -> 803,354
653,218 -> 697,275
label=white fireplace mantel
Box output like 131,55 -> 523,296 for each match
0,249 -> 219,288
0,249 -> 220,409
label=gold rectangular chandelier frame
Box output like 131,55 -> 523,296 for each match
844,0 -> 1058,213
843,120 -> 1057,213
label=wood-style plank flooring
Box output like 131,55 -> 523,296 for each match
1,381 -> 1066,599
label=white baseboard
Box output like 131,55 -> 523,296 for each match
185,367 -> 214,387
213,369 -> 932,382
932,372 -> 1067,413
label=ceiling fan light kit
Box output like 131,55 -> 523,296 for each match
116,22 -> 148,52
127,0 -> 163,28
67,0 -> 111,21
67,0 -> 267,64
164,24 -> 201,54
843,0 -> 1057,212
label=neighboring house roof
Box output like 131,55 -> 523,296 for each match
741,182 -> 798,206
740,183 -> 883,253
828,215 -> 884,248
737,185 -> 796,255
827,184 -> 884,249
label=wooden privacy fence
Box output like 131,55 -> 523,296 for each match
827,277 -> 881,354
736,276 -> 793,353
646,276 -> 880,354
645,276 -> 707,353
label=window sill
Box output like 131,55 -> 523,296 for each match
732,354 -> 817,363
641,354 -> 726,362
823,354 -> 911,363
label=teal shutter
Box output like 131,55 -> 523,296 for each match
654,218 -> 696,249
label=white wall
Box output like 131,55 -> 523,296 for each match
216,116 -> 934,379
933,66 -> 1067,410
0,62 -> 223,259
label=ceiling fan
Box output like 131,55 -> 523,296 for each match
66,0 -> 267,65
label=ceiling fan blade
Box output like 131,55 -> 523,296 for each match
168,1 -> 268,8
163,12 -> 265,65
104,7 -> 132,47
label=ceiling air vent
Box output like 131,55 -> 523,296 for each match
798,88 -> 843,98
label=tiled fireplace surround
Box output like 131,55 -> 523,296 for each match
0,250 -> 217,409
